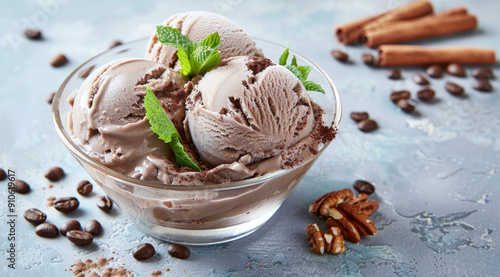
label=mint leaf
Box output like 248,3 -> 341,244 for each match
303,81 -> 325,94
155,26 -> 221,78
156,26 -> 195,55
198,32 -> 221,49
144,87 -> 201,171
190,46 -> 221,76
279,42 -> 289,66
280,43 -> 325,94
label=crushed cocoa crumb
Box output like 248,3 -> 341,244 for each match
69,257 -> 133,277
151,270 -> 162,276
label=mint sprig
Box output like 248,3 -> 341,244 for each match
156,26 -> 221,78
279,44 -> 325,94
144,87 -> 201,171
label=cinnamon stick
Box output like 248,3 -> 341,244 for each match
378,45 -> 496,66
360,8 -> 477,47
335,0 -> 433,44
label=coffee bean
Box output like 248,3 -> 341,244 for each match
397,99 -> 415,113
387,69 -> 401,80
77,180 -> 93,196
362,53 -> 375,66
67,230 -> 93,245
168,244 -> 190,259
358,119 -> 378,133
331,50 -> 349,63
444,82 -> 464,96
110,40 -> 123,49
353,180 -> 375,195
79,65 -> 95,79
53,197 -> 79,213
60,220 -> 82,236
24,28 -> 42,40
446,63 -> 466,77
472,67 -> 494,80
50,53 -> 68,67
15,180 -> 31,194
132,243 -> 156,260
473,79 -> 493,92
390,90 -> 411,103
417,88 -> 435,101
412,73 -> 430,85
35,222 -> 59,237
47,92 -> 56,104
45,166 -> 65,182
84,220 -> 102,236
426,64 -> 443,78
350,112 -> 369,122
96,195 -> 113,212
23,208 -> 47,225
0,168 -> 6,180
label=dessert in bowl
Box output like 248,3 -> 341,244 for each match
52,12 -> 341,245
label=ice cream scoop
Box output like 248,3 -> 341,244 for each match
69,58 -> 189,182
185,56 -> 317,168
145,11 -> 262,68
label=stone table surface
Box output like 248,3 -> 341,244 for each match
1,0 -> 499,276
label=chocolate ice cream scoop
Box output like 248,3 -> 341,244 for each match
145,11 -> 262,69
186,56 -> 317,168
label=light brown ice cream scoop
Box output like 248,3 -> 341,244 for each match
185,56 -> 316,168
69,58 -> 189,182
145,11 -> 262,69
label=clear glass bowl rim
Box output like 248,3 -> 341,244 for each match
51,37 -> 342,192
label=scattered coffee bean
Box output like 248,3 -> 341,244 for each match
77,180 -> 93,196
0,168 -> 6,180
35,222 -> 59,237
412,73 -> 430,85
426,64 -> 443,78
353,180 -> 375,195
390,90 -> 411,103
45,166 -> 64,182
446,63 -> 466,77
387,69 -> 401,80
67,230 -> 93,245
472,67 -> 494,80
84,220 -> 102,236
350,112 -> 369,122
47,92 -> 56,104
60,220 -> 82,236
473,79 -> 493,92
23,208 -> 47,225
358,119 -> 378,133
331,50 -> 349,63
417,88 -> 436,101
168,244 -> 190,259
79,65 -> 95,78
50,53 -> 68,67
397,99 -> 415,113
110,40 -> 123,49
96,195 -> 113,212
15,180 -> 31,194
24,28 -> 42,40
362,53 -> 375,66
445,82 -> 465,96
53,197 -> 79,213
132,243 -> 156,260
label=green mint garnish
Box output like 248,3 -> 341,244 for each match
279,44 -> 325,94
156,26 -> 221,78
144,86 -> 201,171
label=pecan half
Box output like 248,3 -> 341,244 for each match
328,226 -> 345,254
309,189 -> 354,218
306,223 -> 325,254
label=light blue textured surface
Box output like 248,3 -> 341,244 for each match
1,0 -> 499,276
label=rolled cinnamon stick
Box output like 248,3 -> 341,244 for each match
335,0 -> 433,44
378,45 -> 496,66
360,8 -> 477,47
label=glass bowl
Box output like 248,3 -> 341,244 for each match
52,38 -> 342,245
